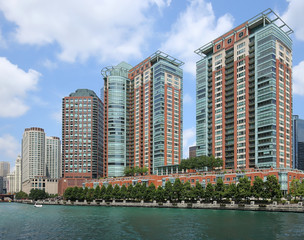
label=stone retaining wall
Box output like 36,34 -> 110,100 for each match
14,199 -> 304,213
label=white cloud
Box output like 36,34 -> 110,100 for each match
0,57 -> 40,117
0,0 -> 170,63
0,28 -> 6,47
293,61 -> 304,95
282,0 -> 304,41
183,93 -> 193,104
161,0 -> 234,75
183,127 -> 196,158
0,134 -> 20,159
42,59 -> 58,70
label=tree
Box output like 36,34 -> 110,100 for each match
265,175 -> 282,200
214,178 -> 225,201
77,187 -> 85,201
127,184 -> 134,200
225,183 -> 237,200
71,186 -> 79,201
251,177 -> 265,199
184,181 -> 195,202
105,184 -> 113,201
86,188 -> 94,201
164,181 -> 173,201
289,179 -> 301,198
144,183 -> 156,202
83,187 -> 89,201
236,177 -> 251,201
112,184 -> 121,200
15,191 -> 28,200
63,187 -> 73,200
94,185 -> 101,200
120,185 -> 128,200
100,185 -> 106,200
194,181 -> 204,200
205,183 -> 214,202
172,178 -> 183,202
155,186 -> 165,203
29,189 -> 48,201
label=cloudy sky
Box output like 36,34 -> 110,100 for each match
0,0 -> 304,171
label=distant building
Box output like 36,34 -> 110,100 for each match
0,161 -> 10,177
195,9 -> 293,169
0,176 -> 3,194
14,156 -> 22,192
22,127 -> 46,184
7,172 -> 15,194
189,146 -> 197,158
62,89 -> 104,179
22,177 -> 58,195
293,115 -> 304,170
46,136 -> 61,179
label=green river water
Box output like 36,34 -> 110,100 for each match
0,202 -> 304,240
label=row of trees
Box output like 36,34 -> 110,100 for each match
15,189 -> 58,200
124,166 -> 149,176
63,175 -> 282,203
179,155 -> 223,171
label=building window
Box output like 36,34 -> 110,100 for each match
239,32 -> 244,38
216,44 -> 221,50
227,38 -> 232,44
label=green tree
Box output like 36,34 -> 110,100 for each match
184,181 -> 195,202
289,179 -> 301,198
105,184 -> 113,201
120,185 -> 128,200
172,178 -> 183,202
251,177 -> 265,199
264,175 -> 282,200
155,186 -> 165,203
214,178 -> 225,201
225,183 -> 237,200
29,189 -> 48,201
94,185 -> 101,200
205,183 -> 214,202
194,181 -> 204,200
83,187 -> 89,200
236,177 -> 251,201
77,187 -> 85,201
15,191 -> 28,200
112,184 -> 121,200
144,183 -> 156,202
100,185 -> 106,200
86,188 -> 94,201
164,181 -> 173,201
127,184 -> 134,200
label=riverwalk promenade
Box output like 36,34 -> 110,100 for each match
15,199 -> 304,213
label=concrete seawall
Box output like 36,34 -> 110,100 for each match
15,199 -> 304,213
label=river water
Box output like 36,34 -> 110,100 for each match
0,203 -> 304,240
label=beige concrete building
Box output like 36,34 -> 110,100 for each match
22,177 -> 58,195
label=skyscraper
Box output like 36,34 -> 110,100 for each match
22,127 -> 46,183
293,115 -> 304,170
62,89 -> 104,179
102,62 -> 133,177
195,9 -> 293,169
102,51 -> 183,176
0,161 -> 10,177
46,136 -> 61,179
14,155 -> 22,192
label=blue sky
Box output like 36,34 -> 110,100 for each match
1,0 -> 304,171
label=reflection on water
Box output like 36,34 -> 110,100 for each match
1,203 -> 304,240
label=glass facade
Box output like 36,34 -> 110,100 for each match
293,115 -> 304,170
195,9 -> 293,169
